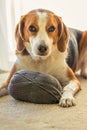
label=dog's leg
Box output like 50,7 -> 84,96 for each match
77,52 -> 87,79
81,62 -> 87,79
80,52 -> 87,78
59,67 -> 81,107
0,64 -> 17,97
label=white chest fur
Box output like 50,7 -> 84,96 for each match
16,50 -> 69,84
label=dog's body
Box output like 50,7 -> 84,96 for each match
67,28 -> 82,71
1,9 -> 86,107
67,28 -> 87,78
76,30 -> 87,78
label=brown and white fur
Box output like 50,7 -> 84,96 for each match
76,30 -> 87,78
67,28 -> 87,79
0,9 -> 81,107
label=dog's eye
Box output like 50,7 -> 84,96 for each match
48,26 -> 55,32
29,25 -> 37,32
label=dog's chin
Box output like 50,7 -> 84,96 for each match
31,53 -> 50,61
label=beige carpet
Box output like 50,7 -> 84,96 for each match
0,73 -> 87,130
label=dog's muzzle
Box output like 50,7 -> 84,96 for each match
38,44 -> 48,55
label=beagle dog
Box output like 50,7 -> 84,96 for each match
0,9 -> 81,107
67,28 -> 87,79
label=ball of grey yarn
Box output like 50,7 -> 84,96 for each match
8,70 -> 62,104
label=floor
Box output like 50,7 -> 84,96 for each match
0,72 -> 87,130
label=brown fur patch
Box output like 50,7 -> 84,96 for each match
15,23 -> 25,52
77,31 -> 87,78
19,12 -> 39,41
67,66 -> 81,89
58,22 -> 69,52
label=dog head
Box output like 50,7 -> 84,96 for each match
15,9 -> 69,59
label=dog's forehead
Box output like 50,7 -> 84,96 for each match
36,11 -> 47,20
29,9 -> 54,16
36,11 -> 48,26
28,9 -> 55,22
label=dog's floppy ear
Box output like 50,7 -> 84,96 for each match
57,17 -> 69,52
19,15 -> 29,42
15,22 -> 25,53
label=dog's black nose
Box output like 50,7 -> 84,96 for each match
38,45 -> 47,53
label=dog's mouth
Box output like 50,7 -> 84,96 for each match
31,50 -> 51,60
37,51 -> 49,56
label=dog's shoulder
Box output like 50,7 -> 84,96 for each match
69,27 -> 82,44
66,28 -> 82,71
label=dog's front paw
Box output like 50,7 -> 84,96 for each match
0,83 -> 8,97
59,91 -> 76,107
